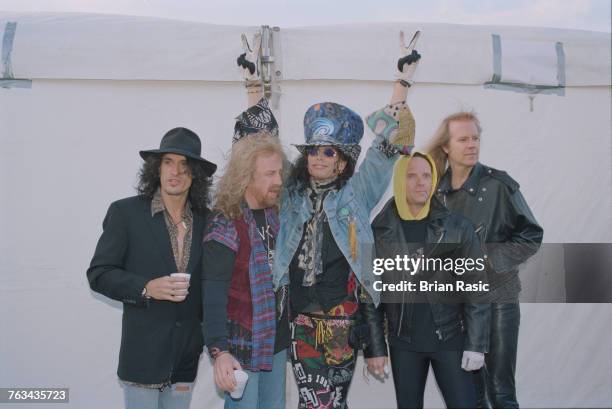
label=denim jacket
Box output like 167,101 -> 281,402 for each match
272,102 -> 409,306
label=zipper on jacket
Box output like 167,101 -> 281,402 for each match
398,246 -> 421,337
425,227 -> 446,341
428,226 -> 446,256
435,329 -> 443,341
404,247 -> 424,338
397,255 -> 417,337
397,275 -> 406,337
475,223 -> 494,270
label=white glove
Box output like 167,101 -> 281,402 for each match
237,32 -> 262,82
461,350 -> 485,371
396,30 -> 421,83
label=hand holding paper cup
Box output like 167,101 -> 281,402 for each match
170,273 -> 191,301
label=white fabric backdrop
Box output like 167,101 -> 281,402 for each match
1,13 -> 611,409
1,12 -> 610,85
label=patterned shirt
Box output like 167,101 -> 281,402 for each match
151,189 -> 193,274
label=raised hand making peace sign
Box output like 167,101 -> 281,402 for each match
237,31 -> 262,82
396,30 -> 422,86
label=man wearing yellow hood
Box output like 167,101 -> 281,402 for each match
371,151 -> 491,409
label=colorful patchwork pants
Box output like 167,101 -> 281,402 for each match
290,310 -> 357,409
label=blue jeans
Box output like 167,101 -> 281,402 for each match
122,381 -> 193,409
225,349 -> 287,409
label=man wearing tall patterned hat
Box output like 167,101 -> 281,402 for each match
271,31 -> 422,409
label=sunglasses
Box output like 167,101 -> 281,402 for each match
306,146 -> 338,158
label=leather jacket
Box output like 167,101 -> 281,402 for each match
436,162 -> 544,297
357,285 -> 389,358
372,196 -> 491,353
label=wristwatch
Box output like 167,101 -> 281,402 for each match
141,287 -> 151,299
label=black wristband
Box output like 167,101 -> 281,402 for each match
398,79 -> 412,88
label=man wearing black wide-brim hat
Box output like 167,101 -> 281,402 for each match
87,127 -> 217,408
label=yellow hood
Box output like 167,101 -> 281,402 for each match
393,151 -> 438,221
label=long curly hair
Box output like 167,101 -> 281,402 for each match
214,131 -> 287,220
137,154 -> 213,213
287,150 -> 356,194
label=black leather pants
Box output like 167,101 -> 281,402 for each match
475,302 -> 521,409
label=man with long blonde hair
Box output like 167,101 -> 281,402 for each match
425,111 -> 543,409
201,33 -> 289,409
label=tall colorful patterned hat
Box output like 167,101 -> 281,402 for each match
293,102 -> 364,162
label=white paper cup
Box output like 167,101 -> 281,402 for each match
230,369 -> 249,399
171,273 -> 190,302
170,273 -> 191,281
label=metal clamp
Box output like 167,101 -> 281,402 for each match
260,25 -> 282,109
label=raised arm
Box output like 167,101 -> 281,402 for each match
237,32 -> 264,107
391,30 -> 421,104
233,31 -> 279,143
350,31 -> 422,211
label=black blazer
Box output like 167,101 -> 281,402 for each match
87,195 -> 207,384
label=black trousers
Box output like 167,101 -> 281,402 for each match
475,303 -> 521,409
390,348 -> 477,409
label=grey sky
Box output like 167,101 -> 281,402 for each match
0,0 -> 610,32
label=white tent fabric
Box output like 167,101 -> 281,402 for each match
2,13 -> 610,85
1,12 -> 611,409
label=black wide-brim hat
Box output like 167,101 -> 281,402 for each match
139,127 -> 217,176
